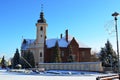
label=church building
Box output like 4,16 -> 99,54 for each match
21,11 -> 91,66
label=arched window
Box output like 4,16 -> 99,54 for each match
61,51 -> 64,57
41,35 -> 42,37
40,52 -> 42,57
40,26 -> 43,31
72,54 -> 76,62
82,51 -> 85,57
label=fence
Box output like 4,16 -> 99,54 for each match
38,62 -> 103,72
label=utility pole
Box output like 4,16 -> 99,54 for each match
112,12 -> 119,73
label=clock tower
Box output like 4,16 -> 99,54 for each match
35,11 -> 48,63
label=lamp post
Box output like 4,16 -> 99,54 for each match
112,12 -> 119,73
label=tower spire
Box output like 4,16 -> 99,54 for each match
41,4 -> 43,12
37,4 -> 46,23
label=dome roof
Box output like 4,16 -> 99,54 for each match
37,12 -> 46,23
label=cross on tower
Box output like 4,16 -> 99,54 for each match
41,4 -> 43,12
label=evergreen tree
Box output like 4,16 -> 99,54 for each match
67,45 -> 74,62
13,49 -> 20,68
1,56 -> 6,68
99,40 -> 118,68
52,41 -> 62,63
27,51 -> 35,68
21,52 -> 28,68
21,51 -> 35,68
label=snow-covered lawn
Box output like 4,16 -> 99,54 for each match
0,69 -> 119,80
0,74 -> 97,80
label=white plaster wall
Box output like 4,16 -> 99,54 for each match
38,62 -> 103,71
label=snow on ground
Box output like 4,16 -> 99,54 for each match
0,75 -> 96,80
0,69 -> 119,80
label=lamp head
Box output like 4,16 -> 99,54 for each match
112,12 -> 119,17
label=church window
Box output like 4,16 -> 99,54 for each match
40,52 -> 42,57
40,26 -> 43,31
82,51 -> 85,57
61,51 -> 64,57
45,35 -> 47,39
72,54 -> 76,62
41,35 -> 42,37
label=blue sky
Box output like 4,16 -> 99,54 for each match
0,0 -> 120,59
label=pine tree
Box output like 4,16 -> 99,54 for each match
27,51 -> 35,68
21,51 -> 28,68
21,51 -> 35,68
52,41 -> 62,63
13,49 -> 20,69
67,45 -> 74,62
99,40 -> 118,69
1,56 -> 6,68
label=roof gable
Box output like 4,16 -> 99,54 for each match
68,37 -> 79,47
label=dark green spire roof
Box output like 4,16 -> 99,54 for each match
37,12 -> 46,23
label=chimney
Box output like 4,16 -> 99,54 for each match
65,29 -> 68,42
60,34 -> 63,39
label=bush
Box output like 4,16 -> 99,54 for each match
15,64 -> 22,69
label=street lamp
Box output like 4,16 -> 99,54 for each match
112,12 -> 120,73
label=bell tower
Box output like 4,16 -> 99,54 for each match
35,10 -> 48,63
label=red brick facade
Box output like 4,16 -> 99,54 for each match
44,32 -> 91,63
